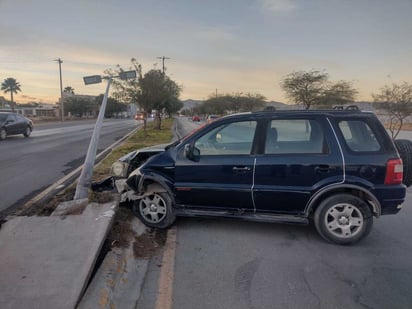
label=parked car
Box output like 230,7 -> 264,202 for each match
99,109 -> 412,245
0,112 -> 33,140
192,115 -> 201,122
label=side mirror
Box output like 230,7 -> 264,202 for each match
184,144 -> 200,161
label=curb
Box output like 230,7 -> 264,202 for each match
77,217 -> 149,309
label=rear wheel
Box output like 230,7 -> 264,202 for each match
314,194 -> 373,245
23,126 -> 32,137
0,128 -> 6,140
132,191 -> 175,229
395,139 -> 412,187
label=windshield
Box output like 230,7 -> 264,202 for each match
0,114 -> 8,122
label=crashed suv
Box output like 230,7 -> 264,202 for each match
103,110 -> 411,245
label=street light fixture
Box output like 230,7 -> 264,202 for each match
83,75 -> 102,85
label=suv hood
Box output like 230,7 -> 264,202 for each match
119,143 -> 169,163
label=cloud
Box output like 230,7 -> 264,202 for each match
197,27 -> 237,42
257,0 -> 298,13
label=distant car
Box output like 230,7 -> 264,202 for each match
0,112 -> 33,140
192,115 -> 200,121
207,115 -> 219,121
135,112 -> 145,121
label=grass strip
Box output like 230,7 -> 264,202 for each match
93,119 -> 174,181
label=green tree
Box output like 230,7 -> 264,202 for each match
106,58 -> 142,104
64,97 -> 97,117
196,93 -> 266,115
1,77 -> 22,112
106,58 -> 181,129
137,69 -> 181,129
95,94 -> 128,117
280,70 -> 328,110
373,82 -> 412,139
240,93 -> 267,111
164,97 -> 183,118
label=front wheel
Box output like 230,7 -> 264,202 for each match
132,191 -> 176,229
314,194 -> 373,245
23,126 -> 32,137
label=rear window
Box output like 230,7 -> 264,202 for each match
338,120 -> 381,152
265,119 -> 327,154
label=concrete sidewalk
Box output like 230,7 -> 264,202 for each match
0,199 -> 118,309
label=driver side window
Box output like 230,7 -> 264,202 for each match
194,121 -> 257,155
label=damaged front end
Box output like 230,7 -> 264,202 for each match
91,143 -> 169,201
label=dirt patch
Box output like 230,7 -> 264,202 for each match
133,229 -> 167,259
106,207 -> 135,248
104,206 -> 167,259
17,186 -> 77,217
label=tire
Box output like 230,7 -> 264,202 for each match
132,191 -> 176,229
23,126 -> 32,138
314,194 -> 373,245
395,139 -> 412,187
0,128 -> 6,140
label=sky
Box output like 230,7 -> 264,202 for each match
1,0 -> 411,105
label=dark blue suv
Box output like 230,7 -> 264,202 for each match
111,110 -> 407,245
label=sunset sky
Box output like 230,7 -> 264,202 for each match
1,0 -> 411,105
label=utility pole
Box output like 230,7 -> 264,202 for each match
157,56 -> 170,74
54,58 -> 64,121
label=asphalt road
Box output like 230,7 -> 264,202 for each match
138,118 -> 412,309
170,190 -> 412,309
0,118 -> 138,213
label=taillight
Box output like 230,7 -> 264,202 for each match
385,159 -> 403,185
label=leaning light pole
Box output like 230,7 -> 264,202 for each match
54,58 -> 64,121
74,70 -> 137,200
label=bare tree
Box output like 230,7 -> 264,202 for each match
280,70 -> 328,110
373,82 -> 412,139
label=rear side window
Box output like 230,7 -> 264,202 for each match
338,120 -> 381,152
195,121 -> 257,155
265,119 -> 327,154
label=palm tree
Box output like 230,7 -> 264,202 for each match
63,86 -> 75,94
1,78 -> 21,112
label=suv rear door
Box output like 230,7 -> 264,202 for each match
253,116 -> 344,215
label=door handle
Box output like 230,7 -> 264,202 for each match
232,166 -> 251,172
315,165 -> 333,173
